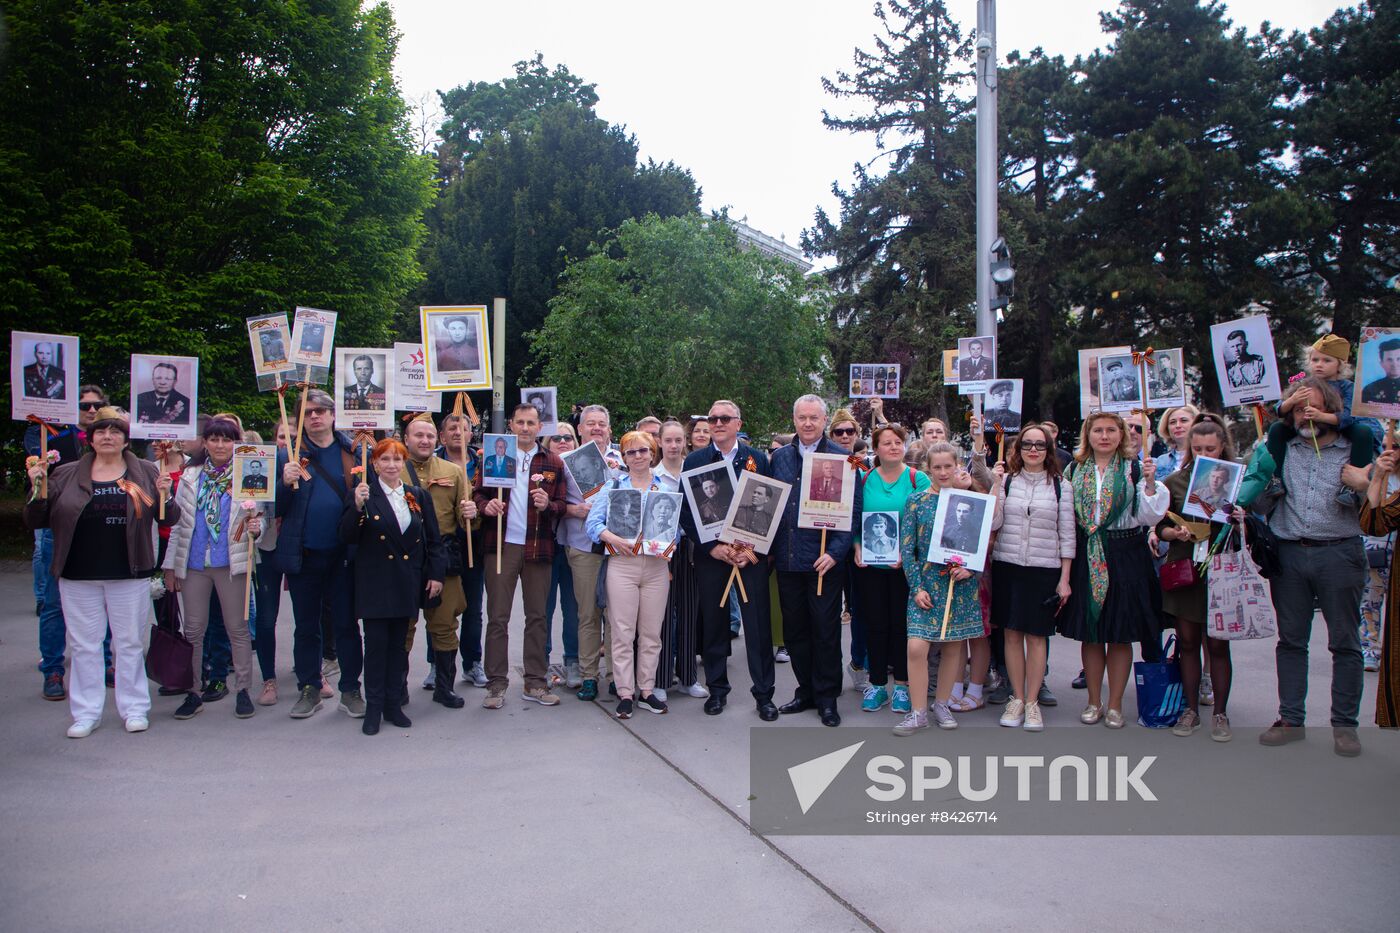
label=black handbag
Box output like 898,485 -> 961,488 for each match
145,587 -> 194,691
1241,515 -> 1280,579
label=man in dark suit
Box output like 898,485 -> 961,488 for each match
342,355 -> 385,411
678,399 -> 778,721
958,340 -> 993,382
135,362 -> 191,425
808,459 -> 841,502
23,342 -> 66,400
940,500 -> 981,553
483,436 -> 516,479
770,395 -> 862,727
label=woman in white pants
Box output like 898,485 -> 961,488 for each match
25,407 -> 177,737
585,431 -> 679,719
162,416 -> 264,720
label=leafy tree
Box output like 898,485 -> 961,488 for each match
803,0 -> 977,429
0,0 -> 434,427
1275,0 -> 1400,339
531,213 -> 830,434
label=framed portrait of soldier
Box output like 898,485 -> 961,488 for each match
1145,347 -> 1187,410
942,349 -> 960,386
521,386 -> 559,434
288,307 -> 337,385
1078,345 -> 1129,417
718,471 -> 791,556
561,440 -> 610,499
130,354 -> 198,440
246,314 -> 295,391
1096,353 -> 1142,414
421,305 -> 491,392
861,511 -> 900,567
926,488 -> 996,572
798,452 -> 855,532
1182,456 -> 1243,522
641,491 -> 683,556
1210,315 -> 1281,408
1353,326 -> 1400,420
849,363 -> 901,399
681,460 -> 736,543
11,330 -> 79,426
334,348 -> 393,431
957,335 -> 996,396
983,379 -> 1023,433
606,487 -> 643,543
232,444 -> 277,503
480,433 -> 519,489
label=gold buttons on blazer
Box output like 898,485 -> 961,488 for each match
380,535 -> 386,541
403,554 -> 410,561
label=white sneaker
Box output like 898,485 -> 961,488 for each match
467,661 -> 488,688
685,682 -> 710,699
67,719 -> 99,738
1023,701 -> 1043,732
421,669 -> 436,689
999,697 -> 1025,728
564,660 -> 583,689
932,701 -> 958,730
652,687 -> 668,703
124,717 -> 149,733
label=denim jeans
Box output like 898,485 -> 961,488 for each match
544,546 -> 579,662
33,529 -> 109,676
286,547 -> 360,692
1272,539 -> 1367,727
458,534 -> 486,666
254,548 -> 285,682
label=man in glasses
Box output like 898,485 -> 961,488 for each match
275,388 -> 365,721
770,394 -> 863,727
679,400 -> 778,720
26,385 -> 110,701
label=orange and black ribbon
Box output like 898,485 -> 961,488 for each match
26,414 -> 60,436
116,478 -> 155,518
1131,346 -> 1156,368
404,490 -> 422,514
846,453 -> 868,475
745,455 -> 758,473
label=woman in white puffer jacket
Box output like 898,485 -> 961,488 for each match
989,423 -> 1075,731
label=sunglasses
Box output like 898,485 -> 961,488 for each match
552,434 -> 575,443
1020,441 -> 1048,451
306,408 -> 331,417
78,401 -> 104,412
831,427 -> 858,437
706,414 -> 737,425
623,448 -> 652,458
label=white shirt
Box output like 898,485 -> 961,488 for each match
379,479 -> 410,532
715,442 -> 739,464
798,439 -> 820,456
505,443 -> 536,545
1088,462 -> 1168,530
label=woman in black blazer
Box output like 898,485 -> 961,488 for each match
340,438 -> 445,735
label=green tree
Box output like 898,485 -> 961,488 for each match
531,213 -> 830,434
417,81 -> 699,393
0,0 -> 433,426
1067,0 -> 1317,410
1276,0 -> 1400,339
803,0 -> 977,428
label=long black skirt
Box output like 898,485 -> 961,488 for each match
1059,527 -> 1162,645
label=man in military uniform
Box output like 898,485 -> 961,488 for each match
402,411 -> 478,709
23,342 -> 66,400
1362,338 -> 1400,407
135,362 -> 191,425
1224,329 -> 1267,389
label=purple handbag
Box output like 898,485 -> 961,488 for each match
145,587 -> 194,691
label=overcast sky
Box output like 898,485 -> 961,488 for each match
386,1 -> 1341,254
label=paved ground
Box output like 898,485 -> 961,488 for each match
1,565 -> 1397,932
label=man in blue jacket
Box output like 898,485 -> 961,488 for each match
276,389 -> 364,720
679,400 -> 779,721
770,394 -> 862,727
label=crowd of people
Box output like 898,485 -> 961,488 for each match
21,335 -> 1397,756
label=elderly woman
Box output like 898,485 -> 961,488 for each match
26,407 -> 177,737
162,416 -> 265,721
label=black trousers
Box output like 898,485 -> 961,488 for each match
363,618 -> 410,713
854,566 -> 909,686
777,567 -> 845,704
696,553 -> 773,702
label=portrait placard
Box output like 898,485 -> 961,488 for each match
849,364 -> 900,399
798,452 -> 855,531
1096,352 -> 1142,413
925,488 -> 996,573
521,386 -> 559,434
334,348 -> 394,431
421,305 -> 491,391
1145,347 -> 1187,410
1078,345 -> 1130,417
641,491 -> 683,557
11,331 -> 79,426
130,354 -> 198,440
289,306 -> 337,384
246,314 -> 295,391
957,335 -> 997,396
942,349 -> 960,386
983,379 -> 1023,433
681,460 -> 737,543
605,487 -> 643,542
393,342 -> 442,414
718,471 -> 791,556
561,441 -> 610,499
480,433 -> 519,489
232,444 -> 277,503
1353,326 -> 1400,420
860,511 -> 900,567
1182,456 -> 1244,522
1210,315 -> 1281,408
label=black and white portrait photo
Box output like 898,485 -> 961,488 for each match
1183,456 -> 1243,522
562,440 -> 610,498
681,461 -> 737,542
130,354 -> 198,440
421,305 -> 491,391
521,386 -> 559,434
641,491 -> 683,551
861,511 -> 900,566
232,444 -> 277,503
607,487 -> 643,540
11,331 -> 80,426
1210,315 -> 1281,407
334,348 -> 394,431
1145,347 -> 1187,410
926,488 -> 996,572
719,472 -> 792,555
1096,353 -> 1141,413
290,306 -> 337,367
983,379 -> 1023,433
21,340 -> 66,401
